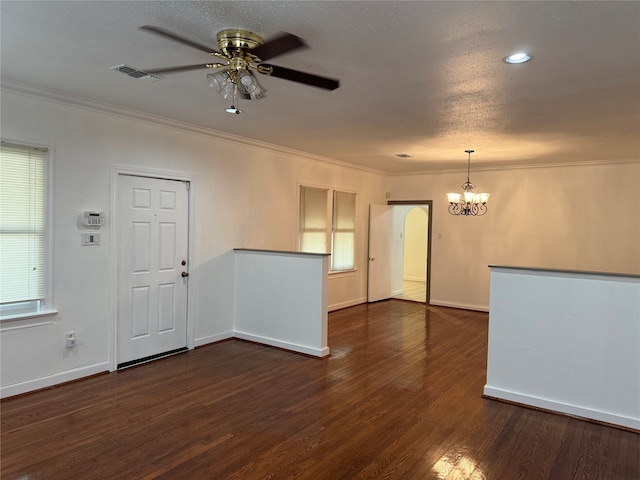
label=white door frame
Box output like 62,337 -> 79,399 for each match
108,164 -> 196,372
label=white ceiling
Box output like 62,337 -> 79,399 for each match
1,1 -> 639,174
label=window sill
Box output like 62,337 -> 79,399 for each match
0,309 -> 59,323
329,269 -> 358,278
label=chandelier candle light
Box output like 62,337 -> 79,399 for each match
446,150 -> 490,216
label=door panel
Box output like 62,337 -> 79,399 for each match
367,204 -> 394,302
159,222 -> 177,270
158,283 -> 176,332
131,286 -> 150,338
117,175 -> 189,365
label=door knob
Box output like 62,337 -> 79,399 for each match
369,257 -> 375,261
181,271 -> 189,278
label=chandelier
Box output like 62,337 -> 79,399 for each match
446,150 -> 490,216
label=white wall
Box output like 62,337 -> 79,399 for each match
234,249 -> 329,357
485,266 -> 640,430
0,89 -> 386,396
403,208 -> 428,281
388,161 -> 640,310
2,86 -> 639,397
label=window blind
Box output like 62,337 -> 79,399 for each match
299,186 -> 328,253
0,143 -> 47,305
331,191 -> 356,270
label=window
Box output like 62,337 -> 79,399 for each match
0,142 -> 48,319
299,186 -> 328,254
331,190 -> 356,271
299,185 -> 356,272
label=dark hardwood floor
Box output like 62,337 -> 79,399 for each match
1,301 -> 638,479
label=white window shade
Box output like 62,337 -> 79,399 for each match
331,191 -> 356,271
299,186 -> 329,254
0,143 -> 47,306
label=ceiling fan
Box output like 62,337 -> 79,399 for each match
137,25 -> 340,113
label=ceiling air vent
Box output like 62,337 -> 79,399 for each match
110,64 -> 162,82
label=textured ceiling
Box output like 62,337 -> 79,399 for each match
1,1 -> 639,173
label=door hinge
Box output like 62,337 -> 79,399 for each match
184,181 -> 190,190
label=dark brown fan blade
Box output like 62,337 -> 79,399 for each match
140,25 -> 218,54
145,64 -> 224,75
251,32 -> 307,61
258,64 -> 340,90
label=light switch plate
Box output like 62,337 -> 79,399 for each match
82,232 -> 100,246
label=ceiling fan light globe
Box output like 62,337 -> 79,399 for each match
249,85 -> 266,100
219,81 -> 236,101
237,69 -> 260,95
239,72 -> 255,87
237,70 -> 266,99
207,70 -> 230,92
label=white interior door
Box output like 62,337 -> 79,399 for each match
367,204 -> 394,302
117,175 -> 189,366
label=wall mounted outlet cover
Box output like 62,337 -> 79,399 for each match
65,332 -> 76,348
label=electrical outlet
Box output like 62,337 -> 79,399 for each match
66,331 -> 76,348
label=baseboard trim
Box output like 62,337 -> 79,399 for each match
430,299 -> 489,312
1,362 -> 109,399
483,386 -> 640,432
403,276 -> 426,282
233,331 -> 329,358
329,297 -> 366,312
194,331 -> 234,348
3,330 -> 320,398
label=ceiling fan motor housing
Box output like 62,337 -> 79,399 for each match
217,29 -> 264,56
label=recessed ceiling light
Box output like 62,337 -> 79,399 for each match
503,52 -> 532,64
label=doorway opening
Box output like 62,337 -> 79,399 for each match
388,201 -> 432,304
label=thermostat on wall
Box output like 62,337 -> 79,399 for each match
81,211 -> 105,227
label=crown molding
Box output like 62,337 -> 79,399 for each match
387,157 -> 640,177
1,79 -> 386,176
3,79 -> 637,178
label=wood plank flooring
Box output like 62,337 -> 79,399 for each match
2,301 -> 638,479
393,280 -> 426,303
